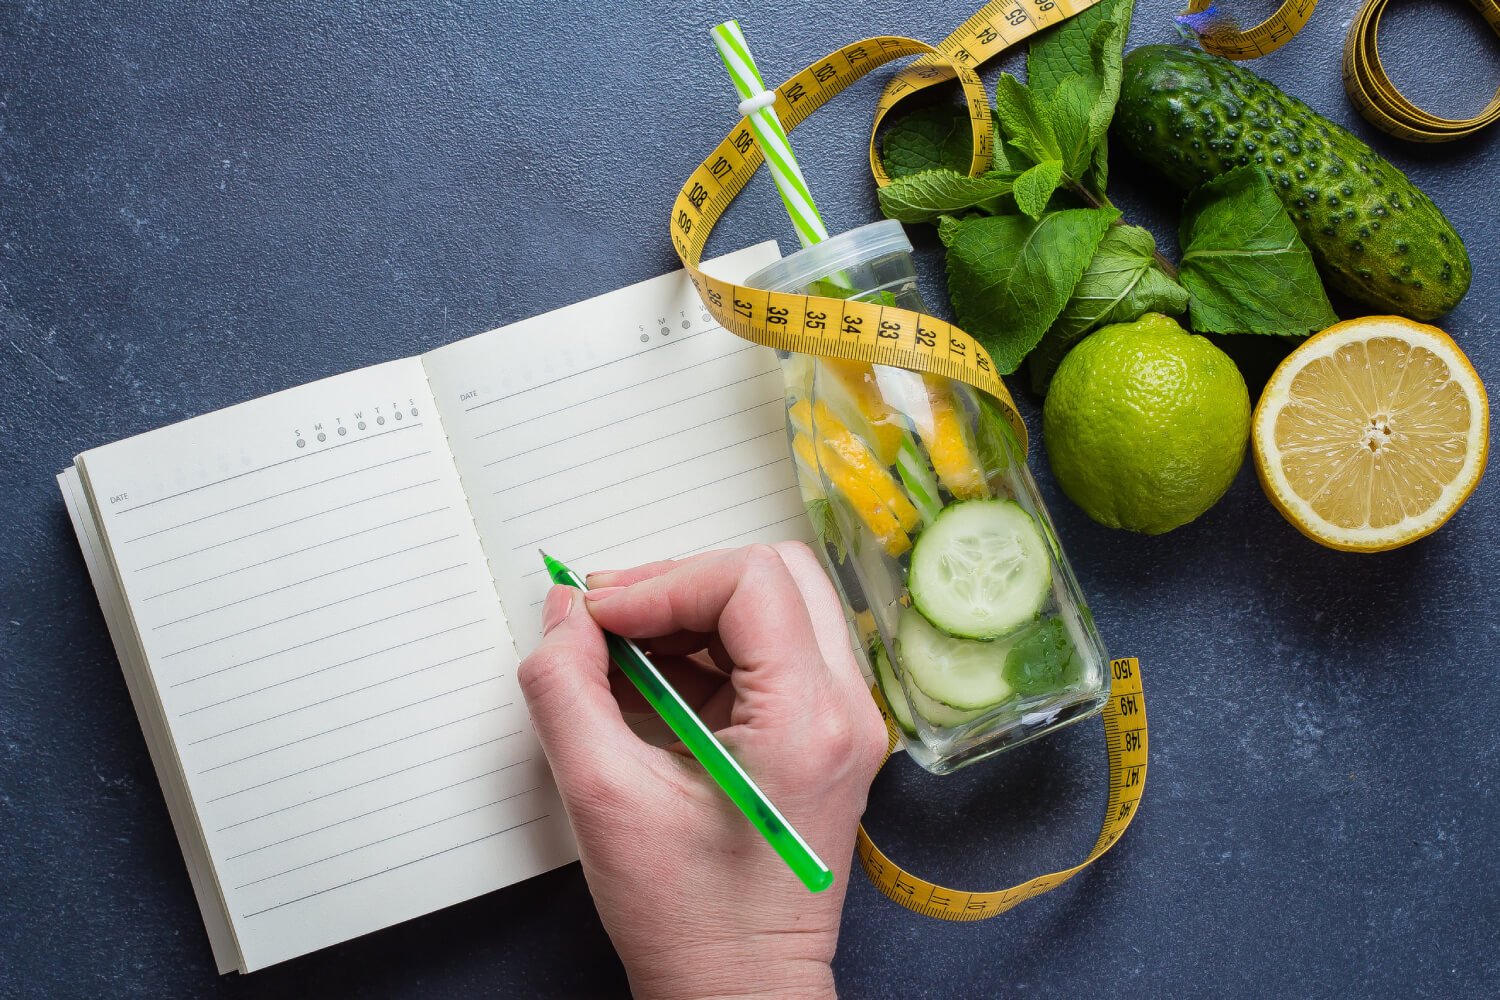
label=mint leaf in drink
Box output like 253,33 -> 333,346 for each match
940,207 -> 1117,374
1014,160 -> 1065,220
877,169 -> 1018,223
880,104 -> 997,179
806,497 -> 847,562
1029,224 -> 1189,392
1179,166 -> 1338,336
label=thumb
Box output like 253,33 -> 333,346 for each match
517,587 -> 653,786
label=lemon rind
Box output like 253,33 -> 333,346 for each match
1252,317 -> 1490,552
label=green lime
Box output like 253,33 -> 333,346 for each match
1042,313 -> 1251,535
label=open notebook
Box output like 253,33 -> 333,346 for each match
58,241 -> 814,973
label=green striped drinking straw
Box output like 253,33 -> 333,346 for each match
710,19 -> 830,249
708,19 -> 945,525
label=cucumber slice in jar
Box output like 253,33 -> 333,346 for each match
908,499 -> 1052,639
869,640 -> 918,737
906,682 -> 989,729
896,607 -> 1014,711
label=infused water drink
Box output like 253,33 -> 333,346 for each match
746,221 -> 1109,774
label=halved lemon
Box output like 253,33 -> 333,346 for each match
1252,316 -> 1489,552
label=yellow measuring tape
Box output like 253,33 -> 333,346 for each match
1186,0 -> 1500,142
670,0 -> 1149,921
859,659 -> 1147,920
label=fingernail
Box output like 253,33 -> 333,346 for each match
586,570 -> 619,587
541,587 -> 574,634
583,586 -> 624,602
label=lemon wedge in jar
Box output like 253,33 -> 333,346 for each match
790,398 -> 919,555
1252,316 -> 1489,552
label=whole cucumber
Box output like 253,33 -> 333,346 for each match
1113,45 -> 1471,320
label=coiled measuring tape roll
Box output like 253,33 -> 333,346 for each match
1184,0 -> 1500,142
671,0 -> 1149,921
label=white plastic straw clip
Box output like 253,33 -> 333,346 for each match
737,89 -> 777,117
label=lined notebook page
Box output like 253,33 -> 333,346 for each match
58,465 -> 240,973
76,359 -> 576,971
421,242 -> 813,643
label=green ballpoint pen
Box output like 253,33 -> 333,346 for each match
540,550 -> 833,893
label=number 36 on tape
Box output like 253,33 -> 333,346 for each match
670,0 -> 1150,922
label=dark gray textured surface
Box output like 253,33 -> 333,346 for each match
3,1 -> 1497,996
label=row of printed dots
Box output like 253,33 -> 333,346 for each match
642,312 -> 714,343
296,406 -> 420,447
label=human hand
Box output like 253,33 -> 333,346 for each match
517,542 -> 888,1000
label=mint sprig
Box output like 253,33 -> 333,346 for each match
875,0 -> 1336,388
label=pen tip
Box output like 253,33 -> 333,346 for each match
538,549 -> 550,560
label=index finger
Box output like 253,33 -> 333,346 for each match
583,544 -> 838,700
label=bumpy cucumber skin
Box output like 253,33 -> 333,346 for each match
1113,45 -> 1471,320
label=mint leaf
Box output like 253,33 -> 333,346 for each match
941,207 -> 1117,373
1179,166 -> 1338,336
877,169 -> 1018,223
1029,224 -> 1189,392
992,127 -> 1033,173
1083,134 -> 1109,199
1084,18 -> 1126,151
1028,0 -> 1134,97
1043,75 -> 1098,177
806,498 -> 847,562
936,214 -> 965,246
1026,0 -> 1132,192
994,75 -> 1062,168
1014,160 -> 1064,219
880,104 -> 995,179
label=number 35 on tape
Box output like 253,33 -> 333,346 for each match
671,0 -> 1149,922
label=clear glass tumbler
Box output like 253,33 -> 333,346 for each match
745,221 -> 1109,774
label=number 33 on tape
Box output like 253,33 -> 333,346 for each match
670,0 -> 1149,921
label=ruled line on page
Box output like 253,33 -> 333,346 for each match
224,756 -> 534,860
135,480 -> 442,571
471,345 -> 760,439
482,369 -> 778,466
162,564 -> 467,659
179,619 -> 486,716
198,679 -> 506,774
154,535 -> 462,629
239,816 -> 552,919
232,786 -> 544,891
188,646 -> 496,744
112,422 -> 424,515
463,329 -> 715,414
484,396 -> 783,472
523,510 -> 811,609
121,451 -> 431,544
669,512 -> 811,560
497,428 -> 782,501
508,458 -> 788,550
518,485 -> 801,579
143,508 -> 451,601
169,591 -> 477,688
206,712 -> 517,803
216,737 -> 520,831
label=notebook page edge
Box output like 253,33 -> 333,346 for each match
75,357 -> 577,971
58,466 -> 244,974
